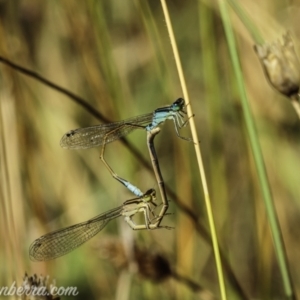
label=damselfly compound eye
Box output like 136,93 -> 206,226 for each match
172,98 -> 185,110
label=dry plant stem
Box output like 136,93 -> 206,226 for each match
0,56 -> 246,297
159,1 -> 227,299
290,95 -> 300,120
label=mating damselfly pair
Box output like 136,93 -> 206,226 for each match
30,98 -> 191,261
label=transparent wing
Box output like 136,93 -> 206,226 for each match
29,206 -> 123,261
60,113 -> 153,149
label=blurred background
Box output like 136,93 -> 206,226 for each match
1,0 -> 300,299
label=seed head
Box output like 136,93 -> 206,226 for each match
255,32 -> 300,98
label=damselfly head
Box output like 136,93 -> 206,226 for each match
172,98 -> 185,111
144,188 -> 156,201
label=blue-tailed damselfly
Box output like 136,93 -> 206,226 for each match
60,98 -> 191,197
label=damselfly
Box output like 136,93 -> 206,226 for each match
60,98 -> 191,197
29,189 -> 159,261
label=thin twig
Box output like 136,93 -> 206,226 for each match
170,269 -> 210,295
0,56 -> 110,122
